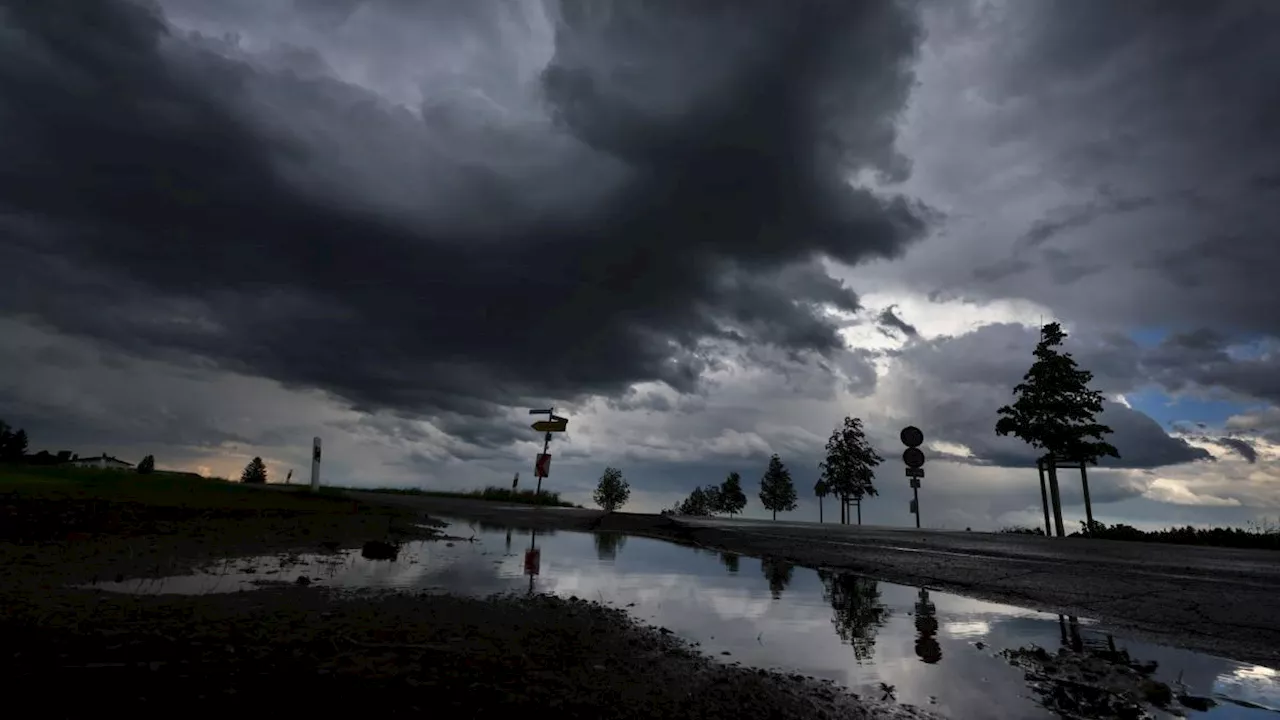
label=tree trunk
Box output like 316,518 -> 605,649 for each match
1047,457 -> 1066,537
772,509 -> 777,521
1079,463 -> 1094,533
856,499 -> 862,525
818,496 -> 823,523
1037,461 -> 1051,536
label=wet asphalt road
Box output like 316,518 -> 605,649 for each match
336,491 -> 1280,668
678,516 -> 1280,668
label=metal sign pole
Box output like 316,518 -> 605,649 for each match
536,407 -> 553,496
310,437 -> 321,491
913,485 -> 920,528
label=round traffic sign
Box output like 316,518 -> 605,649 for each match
900,425 -> 924,448
903,447 -> 925,468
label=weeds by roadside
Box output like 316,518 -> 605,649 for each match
998,519 -> 1280,551
331,484 -> 582,508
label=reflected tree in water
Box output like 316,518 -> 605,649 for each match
818,570 -> 890,662
914,588 -> 941,664
761,557 -> 794,598
720,552 -> 740,573
593,532 -> 627,561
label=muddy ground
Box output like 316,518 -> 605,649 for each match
2,482 -> 940,719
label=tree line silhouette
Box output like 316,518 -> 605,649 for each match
662,418 -> 883,524
0,419 -> 158,472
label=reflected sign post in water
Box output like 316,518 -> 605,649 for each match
524,529 -> 540,594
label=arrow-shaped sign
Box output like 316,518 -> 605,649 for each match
531,418 -> 568,433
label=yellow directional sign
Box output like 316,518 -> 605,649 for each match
531,418 -> 568,433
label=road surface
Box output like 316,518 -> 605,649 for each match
678,516 -> 1280,667
337,491 -> 1280,668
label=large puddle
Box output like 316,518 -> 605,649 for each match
89,519 -> 1279,719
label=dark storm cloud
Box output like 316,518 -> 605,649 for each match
1210,437 -> 1258,464
972,189 -> 1157,284
0,0 -> 931,439
902,1 -> 1280,338
876,305 -> 918,339
1144,331 -> 1280,405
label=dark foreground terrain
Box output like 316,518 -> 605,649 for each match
345,491 -> 1280,668
1,470 -> 935,719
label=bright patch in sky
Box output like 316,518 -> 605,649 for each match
1128,327 -> 1170,349
1123,387 -> 1253,430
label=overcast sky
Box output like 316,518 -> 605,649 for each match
2,0 -> 1278,531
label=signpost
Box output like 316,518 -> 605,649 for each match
900,426 -> 925,528
900,426 -> 924,449
528,408 -> 567,495
310,437 -> 322,491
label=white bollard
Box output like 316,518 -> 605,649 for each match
310,437 -> 321,491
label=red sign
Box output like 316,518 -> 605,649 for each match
523,548 -> 541,576
534,453 -> 551,478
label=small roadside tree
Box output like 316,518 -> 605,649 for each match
240,456 -> 268,484
814,479 -> 829,523
137,454 -> 156,474
666,485 -> 716,516
820,417 -> 882,525
758,454 -> 797,521
996,322 -> 1119,536
1,426 -> 28,462
593,466 -> 631,512
717,471 -> 747,516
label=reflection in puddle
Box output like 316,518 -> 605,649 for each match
87,519 -> 1279,719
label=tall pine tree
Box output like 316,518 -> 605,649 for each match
996,322 -> 1119,534
240,456 -> 269,484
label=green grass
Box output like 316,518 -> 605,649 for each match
328,484 -> 582,508
0,463 -> 359,514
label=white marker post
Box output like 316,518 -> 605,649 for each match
310,436 -> 322,491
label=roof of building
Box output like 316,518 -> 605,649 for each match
65,453 -> 134,466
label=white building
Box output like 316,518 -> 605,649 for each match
67,453 -> 134,471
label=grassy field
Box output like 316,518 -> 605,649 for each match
0,463 -> 359,513
0,463 -> 427,552
326,484 -> 583,508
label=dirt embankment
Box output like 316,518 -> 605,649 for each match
2,482 -> 941,719
3,585 -> 933,719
